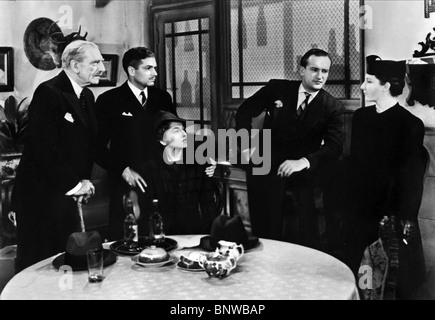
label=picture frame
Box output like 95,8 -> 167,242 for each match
91,54 -> 118,87
425,0 -> 435,18
0,47 -> 14,92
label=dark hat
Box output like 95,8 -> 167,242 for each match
366,55 -> 406,80
200,215 -> 260,251
407,64 -> 435,107
153,111 -> 186,131
52,231 -> 117,271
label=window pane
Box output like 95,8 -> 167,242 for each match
201,18 -> 209,31
165,37 -> 174,99
165,22 -> 172,34
174,19 -> 199,33
232,86 -> 240,99
165,18 -> 211,124
351,84 -> 362,99
349,0 -> 362,81
231,5 -> 240,83
323,84 -> 346,99
244,86 -> 265,99
230,0 -> 362,100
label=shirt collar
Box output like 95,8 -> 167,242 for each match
298,83 -> 320,106
128,81 -> 148,102
65,73 -> 85,99
298,83 -> 320,99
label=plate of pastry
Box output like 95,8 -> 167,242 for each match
131,246 -> 176,268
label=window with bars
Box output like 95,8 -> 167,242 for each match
164,18 -> 212,132
230,0 -> 363,100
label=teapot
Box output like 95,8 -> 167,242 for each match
198,252 -> 237,279
216,240 -> 244,261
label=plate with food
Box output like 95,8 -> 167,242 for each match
132,246 -> 176,268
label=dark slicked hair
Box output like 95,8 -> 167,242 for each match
300,49 -> 330,68
122,47 -> 155,74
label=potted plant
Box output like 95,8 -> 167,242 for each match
0,95 -> 29,179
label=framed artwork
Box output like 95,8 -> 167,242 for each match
91,54 -> 118,87
0,47 -> 14,92
425,0 -> 435,18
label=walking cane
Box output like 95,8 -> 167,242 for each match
77,200 -> 86,233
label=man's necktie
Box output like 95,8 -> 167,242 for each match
80,90 -> 87,110
297,92 -> 311,119
140,91 -> 147,107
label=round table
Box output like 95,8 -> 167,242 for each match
0,235 -> 359,300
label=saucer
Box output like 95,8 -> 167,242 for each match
176,261 -> 204,272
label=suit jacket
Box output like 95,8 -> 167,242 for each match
94,82 -> 176,176
94,82 -> 176,240
236,79 -> 344,185
12,70 -> 97,271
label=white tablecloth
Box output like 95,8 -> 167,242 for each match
1,235 -> 359,300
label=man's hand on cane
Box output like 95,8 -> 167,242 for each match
72,179 -> 95,204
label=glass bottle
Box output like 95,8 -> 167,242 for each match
123,194 -> 138,248
149,199 -> 165,244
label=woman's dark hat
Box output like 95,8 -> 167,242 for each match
52,231 -> 117,271
200,215 -> 259,251
366,55 -> 406,80
153,111 -> 186,131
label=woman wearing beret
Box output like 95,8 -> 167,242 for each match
345,55 -> 427,300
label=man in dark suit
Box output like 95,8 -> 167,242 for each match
12,40 -> 105,272
94,47 -> 176,241
236,49 -> 344,249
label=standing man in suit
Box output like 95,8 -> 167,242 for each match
94,47 -> 176,241
12,40 -> 105,271
236,49 -> 344,249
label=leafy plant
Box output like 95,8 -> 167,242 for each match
0,96 -> 29,154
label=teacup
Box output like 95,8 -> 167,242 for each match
198,252 -> 236,279
217,240 -> 244,261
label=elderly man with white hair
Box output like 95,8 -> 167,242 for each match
12,40 -> 105,272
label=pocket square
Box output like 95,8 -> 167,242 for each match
64,113 -> 74,123
122,112 -> 133,117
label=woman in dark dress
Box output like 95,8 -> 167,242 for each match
345,55 -> 427,299
136,111 -> 219,236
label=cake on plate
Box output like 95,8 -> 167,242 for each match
138,246 -> 169,263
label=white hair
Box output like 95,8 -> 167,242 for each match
61,40 -> 100,69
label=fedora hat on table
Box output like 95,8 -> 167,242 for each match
200,215 -> 259,251
52,231 -> 117,271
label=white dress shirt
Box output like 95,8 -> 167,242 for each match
127,81 -> 148,105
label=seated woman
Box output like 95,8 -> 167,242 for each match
136,111 -> 219,236
344,55 -> 427,300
